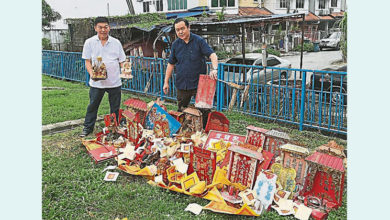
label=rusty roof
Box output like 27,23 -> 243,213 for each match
246,125 -> 268,134
305,151 -> 345,172
331,11 -> 345,18
239,7 -> 273,16
318,15 -> 334,20
123,98 -> 148,111
295,12 -> 320,21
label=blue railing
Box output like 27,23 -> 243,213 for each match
42,50 -> 347,135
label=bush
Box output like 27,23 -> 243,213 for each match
252,48 -> 281,57
294,42 -> 314,52
42,38 -> 52,50
215,50 -> 233,60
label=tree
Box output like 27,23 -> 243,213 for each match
339,12 -> 347,62
42,0 -> 61,30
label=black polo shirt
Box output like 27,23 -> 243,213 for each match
168,33 -> 214,90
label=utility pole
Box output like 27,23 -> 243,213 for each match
125,0 -> 135,15
107,3 -> 110,17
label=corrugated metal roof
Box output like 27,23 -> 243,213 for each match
166,10 -> 211,19
191,13 -> 304,26
123,98 -> 148,111
238,7 -> 273,16
305,152 -> 345,172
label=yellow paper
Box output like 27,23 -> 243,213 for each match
189,181 -> 206,194
203,187 -> 226,204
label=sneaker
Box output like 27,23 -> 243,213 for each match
80,128 -> 93,138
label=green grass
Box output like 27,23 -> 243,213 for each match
42,75 -> 158,125
42,75 -> 347,219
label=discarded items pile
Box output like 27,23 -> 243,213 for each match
81,98 -> 346,220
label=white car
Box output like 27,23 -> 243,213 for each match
320,32 -> 341,50
223,53 -> 292,84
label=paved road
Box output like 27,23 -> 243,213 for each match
281,50 -> 344,84
282,50 -> 343,70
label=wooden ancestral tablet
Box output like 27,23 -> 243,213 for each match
195,74 -> 216,109
123,98 -> 148,125
280,143 -> 310,187
245,125 -> 268,149
262,130 -> 290,159
222,143 -> 264,204
188,146 -> 217,185
122,110 -> 142,145
91,56 -> 107,80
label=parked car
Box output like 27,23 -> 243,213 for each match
320,32 -> 342,50
309,65 -> 347,105
222,53 -> 292,84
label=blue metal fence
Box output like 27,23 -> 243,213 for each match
42,50 -> 347,135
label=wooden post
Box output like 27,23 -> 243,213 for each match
300,14 -> 305,78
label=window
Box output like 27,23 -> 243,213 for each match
319,0 -> 325,9
331,0 -> 338,7
143,2 -> 150,12
267,57 -> 281,66
280,0 -> 288,8
156,0 -> 163,11
296,0 -> 304,8
167,0 -> 187,10
211,0 -> 235,7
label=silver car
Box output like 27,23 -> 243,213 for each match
320,32 -> 341,50
222,53 -> 292,84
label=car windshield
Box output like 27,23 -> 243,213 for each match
328,32 -> 340,39
226,58 -> 255,65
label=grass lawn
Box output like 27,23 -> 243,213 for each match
42,75 -> 347,219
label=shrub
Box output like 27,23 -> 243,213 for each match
42,38 -> 52,50
215,50 -> 232,60
294,42 -> 314,52
253,48 -> 281,57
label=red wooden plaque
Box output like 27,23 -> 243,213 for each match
188,146 -> 217,185
204,111 -> 229,134
195,74 -> 216,109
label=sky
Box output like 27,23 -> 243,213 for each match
46,0 -> 131,29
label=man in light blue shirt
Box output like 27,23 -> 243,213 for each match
80,16 -> 126,137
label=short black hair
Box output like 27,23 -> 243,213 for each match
94,16 -> 109,26
173,18 -> 189,28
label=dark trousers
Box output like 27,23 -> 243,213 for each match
177,88 -> 210,128
177,89 -> 197,112
84,86 -> 121,131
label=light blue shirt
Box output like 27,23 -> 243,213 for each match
82,35 -> 126,88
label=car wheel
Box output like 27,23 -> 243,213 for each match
336,43 -> 340,50
320,47 -> 323,51
330,87 -> 347,105
281,72 -> 287,79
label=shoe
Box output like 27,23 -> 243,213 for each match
80,128 -> 93,137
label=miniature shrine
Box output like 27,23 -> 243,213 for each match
262,130 -> 290,159
280,143 -> 310,188
301,141 -> 346,218
79,97 -> 346,219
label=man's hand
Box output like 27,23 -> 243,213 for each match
163,82 -> 169,94
209,69 -> 218,80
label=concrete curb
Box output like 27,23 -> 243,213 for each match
42,116 -> 104,135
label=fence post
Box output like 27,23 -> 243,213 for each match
60,52 -> 65,79
216,63 -> 222,111
299,71 -> 307,131
160,59 -> 164,100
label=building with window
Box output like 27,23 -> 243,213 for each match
131,0 -> 239,15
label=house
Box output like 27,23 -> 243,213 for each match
131,0 -> 239,15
